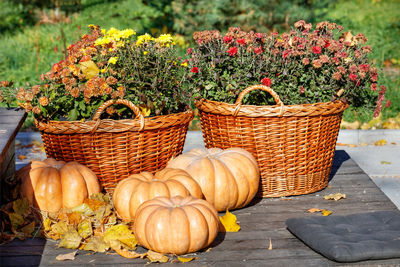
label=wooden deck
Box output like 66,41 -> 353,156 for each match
1,150 -> 399,266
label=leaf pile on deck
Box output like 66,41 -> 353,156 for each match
42,193 -> 150,259
0,198 -> 43,244
0,194 -> 179,262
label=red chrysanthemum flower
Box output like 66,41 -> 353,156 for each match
190,66 -> 199,73
261,77 -> 272,87
223,35 -> 233,43
236,38 -> 246,46
385,99 -> 392,108
312,46 -> 322,54
349,73 -> 357,81
324,40 -> 330,48
254,47 -> 262,55
227,46 -> 238,56
186,48 -> 193,55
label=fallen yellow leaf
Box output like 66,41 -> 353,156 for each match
381,161 -> 391,165
114,247 -> 146,259
139,105 -> 151,117
83,236 -> 109,253
80,60 -> 100,79
324,193 -> 346,201
13,198 -> 29,216
8,213 -> 24,229
147,250 -> 168,263
20,222 -> 35,235
77,219 -> 92,239
43,218 -> 52,231
59,228 -> 82,249
322,210 -> 333,216
268,238 -> 272,250
374,139 -> 387,146
177,256 -> 198,263
103,224 -> 137,249
219,210 -> 240,232
307,208 -> 322,213
56,251 -> 77,261
17,155 -> 27,160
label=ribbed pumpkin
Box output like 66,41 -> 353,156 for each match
19,158 -> 101,213
167,147 -> 260,211
134,195 -> 219,255
112,168 -> 203,222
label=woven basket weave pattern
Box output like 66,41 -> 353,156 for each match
196,85 -> 348,197
37,99 -> 193,192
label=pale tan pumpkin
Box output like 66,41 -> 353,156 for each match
19,158 -> 101,213
167,147 -> 260,211
134,195 -> 219,255
112,168 -> 203,222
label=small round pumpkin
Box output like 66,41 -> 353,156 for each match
112,168 -> 203,222
167,147 -> 260,211
19,158 -> 101,213
134,195 -> 219,255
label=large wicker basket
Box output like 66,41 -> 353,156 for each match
36,99 -> 193,192
196,85 -> 348,197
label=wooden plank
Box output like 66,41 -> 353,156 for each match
1,150 -> 399,266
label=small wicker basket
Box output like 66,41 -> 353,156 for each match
36,99 -> 193,192
196,85 -> 348,197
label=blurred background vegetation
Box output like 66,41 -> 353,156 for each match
1,0 -> 399,129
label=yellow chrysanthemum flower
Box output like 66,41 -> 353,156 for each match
143,51 -> 148,55
88,24 -> 96,28
108,57 -> 118,65
94,37 -> 112,46
136,33 -> 153,46
181,61 -> 188,67
155,34 -> 173,46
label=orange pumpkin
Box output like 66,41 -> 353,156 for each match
112,168 -> 203,222
134,195 -> 219,254
19,158 -> 101,213
167,147 -> 260,211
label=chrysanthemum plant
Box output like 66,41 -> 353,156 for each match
186,21 -> 388,117
1,25 -> 191,121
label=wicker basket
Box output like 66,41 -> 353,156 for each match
196,85 -> 348,197
36,99 -> 194,192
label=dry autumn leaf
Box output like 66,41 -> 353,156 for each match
324,193 -> 346,201
103,224 -> 137,249
20,222 -> 35,235
80,60 -> 100,79
56,250 -> 77,261
71,203 -> 95,217
13,198 -> 29,216
374,139 -> 387,146
322,210 -> 333,216
17,155 -> 27,160
83,236 -> 110,253
178,256 -> 198,263
146,250 -> 169,263
113,247 -> 146,259
219,210 -> 240,232
8,213 -> 24,229
59,228 -> 82,249
77,219 -> 92,239
307,208 -> 322,213
139,105 -> 151,117
268,238 -> 272,250
381,161 -> 391,165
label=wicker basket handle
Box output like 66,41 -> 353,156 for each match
233,85 -> 284,116
93,99 -> 145,131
